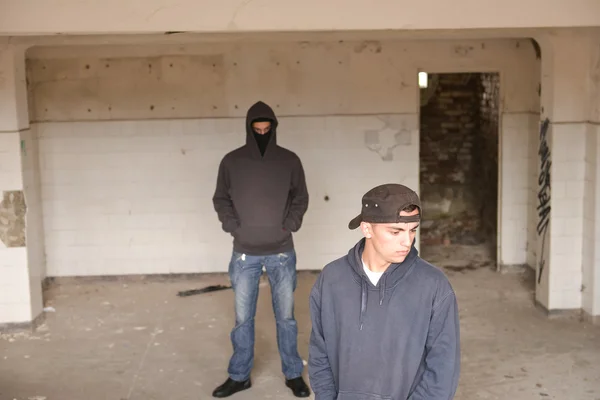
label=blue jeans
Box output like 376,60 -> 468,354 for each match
227,250 -> 304,382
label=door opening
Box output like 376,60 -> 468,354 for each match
418,72 -> 500,270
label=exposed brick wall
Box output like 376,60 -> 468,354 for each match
419,73 -> 499,246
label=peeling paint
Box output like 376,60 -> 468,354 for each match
364,116 -> 413,161
0,190 -> 26,247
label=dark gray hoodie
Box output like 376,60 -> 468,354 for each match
212,101 -> 309,255
308,239 -> 460,400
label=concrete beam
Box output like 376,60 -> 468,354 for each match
1,0 -> 600,36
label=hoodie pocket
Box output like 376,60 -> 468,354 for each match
233,225 -> 289,248
337,391 -> 391,400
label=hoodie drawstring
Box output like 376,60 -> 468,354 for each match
379,275 -> 386,305
360,275 -> 388,330
360,279 -> 367,330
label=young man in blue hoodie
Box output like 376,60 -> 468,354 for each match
212,101 -> 310,398
308,183 -> 461,400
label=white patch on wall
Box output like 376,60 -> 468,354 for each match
364,115 -> 416,161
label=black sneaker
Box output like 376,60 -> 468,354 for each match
212,378 -> 251,398
285,377 -> 310,398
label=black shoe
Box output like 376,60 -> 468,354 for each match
285,377 -> 310,398
212,378 -> 251,398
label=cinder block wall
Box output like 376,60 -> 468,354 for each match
25,39 -> 539,277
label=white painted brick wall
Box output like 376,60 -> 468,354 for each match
583,123 -> 600,316
38,115 -> 419,276
0,133 -> 24,189
499,113 -> 535,266
0,45 -> 41,325
0,132 -> 32,323
593,124 -> 600,315
20,127 -> 46,316
547,123 -> 587,309
0,249 -> 30,304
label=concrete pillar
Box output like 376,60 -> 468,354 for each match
499,41 -> 541,268
535,30 -> 600,316
583,36 -> 600,321
0,45 -> 44,329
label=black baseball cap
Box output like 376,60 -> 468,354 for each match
348,183 -> 422,230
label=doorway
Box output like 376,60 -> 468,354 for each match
418,72 -> 500,269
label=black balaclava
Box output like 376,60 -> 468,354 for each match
252,118 -> 273,157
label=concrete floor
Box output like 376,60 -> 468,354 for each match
1,247 -> 600,400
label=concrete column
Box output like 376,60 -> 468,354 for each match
535,30 -> 600,314
0,45 -> 44,329
499,41 -> 541,268
583,36 -> 600,321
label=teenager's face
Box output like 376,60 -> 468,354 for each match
361,208 -> 420,264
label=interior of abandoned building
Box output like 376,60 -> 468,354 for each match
419,72 -> 500,267
1,3 -> 600,399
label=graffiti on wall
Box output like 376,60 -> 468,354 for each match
536,118 -> 551,284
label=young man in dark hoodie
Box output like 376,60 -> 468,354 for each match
308,183 -> 461,400
212,101 -> 310,398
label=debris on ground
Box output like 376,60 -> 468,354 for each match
443,264 -> 480,272
177,285 -> 232,297
422,244 -> 495,269
0,331 -> 46,342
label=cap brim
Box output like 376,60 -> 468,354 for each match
348,214 -> 363,230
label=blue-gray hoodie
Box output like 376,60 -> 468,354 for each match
308,239 -> 460,400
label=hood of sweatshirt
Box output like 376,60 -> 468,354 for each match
348,238 -> 419,330
245,101 -> 279,159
